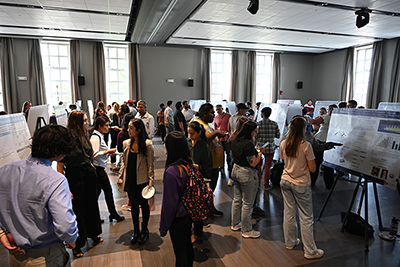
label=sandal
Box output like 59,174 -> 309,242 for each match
91,236 -> 104,246
73,248 -> 83,258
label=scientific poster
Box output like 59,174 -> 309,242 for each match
324,108 -> 400,189
54,105 -> 68,127
0,114 -> 31,168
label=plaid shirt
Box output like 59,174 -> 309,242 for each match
257,118 -> 280,154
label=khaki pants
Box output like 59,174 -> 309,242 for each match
10,244 -> 70,267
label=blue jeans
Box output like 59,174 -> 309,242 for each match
231,164 -> 258,232
280,179 -> 317,255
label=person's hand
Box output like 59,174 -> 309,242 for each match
217,131 -> 227,137
1,233 -> 25,254
327,142 -> 343,149
65,242 -> 76,249
259,146 -> 267,154
108,149 -> 117,155
193,164 -> 199,170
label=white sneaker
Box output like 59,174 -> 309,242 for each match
227,179 -> 234,186
242,230 -> 260,238
285,238 -> 300,250
231,224 -> 242,231
304,249 -> 324,260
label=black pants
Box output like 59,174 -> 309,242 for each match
221,141 -> 232,174
323,165 -> 335,189
170,216 -> 194,267
95,166 -> 118,216
127,182 -> 150,232
311,150 -> 324,186
210,168 -> 219,192
159,124 -> 166,142
110,129 -> 119,163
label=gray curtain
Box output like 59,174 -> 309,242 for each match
28,39 -> 46,106
129,43 -> 141,100
70,40 -> 81,103
201,48 -> 211,100
389,38 -> 400,102
93,42 -> 106,104
0,37 -> 19,113
366,42 -> 383,109
245,51 -> 256,105
341,47 -> 354,101
272,53 -> 280,103
230,50 -> 239,101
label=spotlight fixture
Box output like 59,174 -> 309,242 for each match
355,8 -> 370,28
247,0 -> 259,15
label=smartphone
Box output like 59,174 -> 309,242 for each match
261,142 -> 270,149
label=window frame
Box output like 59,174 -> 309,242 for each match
353,45 -> 373,106
40,40 -> 72,107
104,43 -> 129,105
255,52 -> 273,103
211,50 -> 232,102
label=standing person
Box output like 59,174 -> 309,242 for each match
135,100 -> 155,139
118,119 -> 154,246
229,103 -> 248,133
279,117 -> 324,260
256,107 -> 280,190
196,103 -> 226,216
127,99 -> 138,117
230,121 -> 266,238
0,125 -> 78,267
174,101 -> 187,136
304,99 -> 314,115
187,121 -> 213,243
110,103 -> 120,164
165,100 -> 174,134
214,104 -> 232,179
347,100 -> 357,108
254,102 -> 261,122
160,132 -> 194,267
182,101 -> 195,123
91,116 -> 125,223
245,101 -> 255,120
21,101 -> 32,120
157,103 -> 166,143
306,104 -> 337,186
57,111 -> 103,258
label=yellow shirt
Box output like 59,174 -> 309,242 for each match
197,119 -> 224,169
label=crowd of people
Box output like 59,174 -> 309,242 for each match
0,98 -> 362,266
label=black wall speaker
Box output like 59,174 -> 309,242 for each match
78,76 -> 85,86
296,80 -> 303,89
188,79 -> 194,87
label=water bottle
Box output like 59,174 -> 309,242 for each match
389,217 -> 399,236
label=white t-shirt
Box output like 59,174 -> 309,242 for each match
165,106 -> 174,125
229,115 -> 242,133
314,114 -> 331,142
182,109 -> 195,121
280,140 -> 315,186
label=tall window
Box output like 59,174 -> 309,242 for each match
256,53 -> 273,103
104,44 -> 129,105
211,50 -> 232,102
41,41 -> 72,107
0,73 -> 3,112
353,45 -> 373,106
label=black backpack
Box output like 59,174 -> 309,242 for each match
270,160 -> 284,186
341,211 -> 374,238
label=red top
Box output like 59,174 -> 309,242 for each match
214,112 -> 231,142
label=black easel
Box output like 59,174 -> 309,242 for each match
36,117 -> 47,131
316,171 -> 387,252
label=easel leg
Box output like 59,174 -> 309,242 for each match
364,178 -> 369,252
341,177 -> 362,232
373,182 -> 388,231
317,174 -> 339,221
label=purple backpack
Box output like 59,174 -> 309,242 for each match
181,165 -> 215,221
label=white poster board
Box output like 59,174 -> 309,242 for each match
26,104 -> 49,137
189,100 -> 206,112
53,105 -> 68,127
76,100 -> 82,111
324,108 -> 400,189
314,101 -> 341,118
378,102 -> 400,111
87,100 -> 94,125
0,114 -> 31,168
226,101 -> 236,115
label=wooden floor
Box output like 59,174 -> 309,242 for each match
2,136 -> 400,267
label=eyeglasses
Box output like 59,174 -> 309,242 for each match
105,124 -> 110,127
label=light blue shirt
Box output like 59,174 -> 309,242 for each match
91,129 -> 108,168
0,156 -> 78,250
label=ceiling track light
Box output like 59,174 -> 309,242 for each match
247,0 -> 259,15
355,8 -> 371,28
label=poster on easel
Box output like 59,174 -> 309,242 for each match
53,105 -> 68,127
378,102 -> 400,111
87,100 -> 94,125
323,108 -> 400,189
0,113 -> 31,168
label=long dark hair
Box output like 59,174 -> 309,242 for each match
236,121 -> 257,142
285,117 -> 306,158
121,113 -> 134,140
229,117 -> 249,142
67,111 -> 92,157
129,118 -> 147,156
188,121 -> 206,140
165,131 -> 191,169
94,116 -> 108,130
